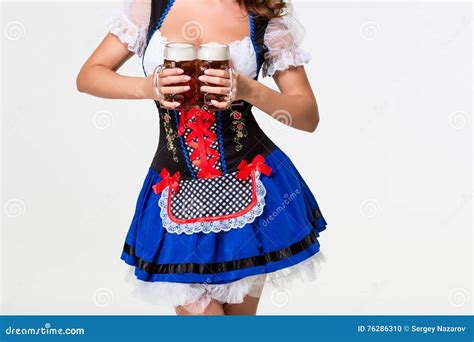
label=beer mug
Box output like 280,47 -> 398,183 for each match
197,43 -> 234,111
158,42 -> 198,110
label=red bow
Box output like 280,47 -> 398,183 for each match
237,154 -> 272,180
152,168 -> 180,194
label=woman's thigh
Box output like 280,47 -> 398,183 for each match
175,299 -> 225,316
223,295 -> 261,315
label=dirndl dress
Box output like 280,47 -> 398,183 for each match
108,0 -> 328,313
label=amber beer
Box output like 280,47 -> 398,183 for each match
163,43 -> 198,110
197,43 -> 231,111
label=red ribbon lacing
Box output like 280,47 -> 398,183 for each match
237,154 -> 272,181
152,168 -> 180,194
178,108 -> 222,179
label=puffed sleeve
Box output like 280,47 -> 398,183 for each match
262,1 -> 312,77
107,0 -> 151,57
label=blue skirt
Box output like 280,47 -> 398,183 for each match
121,146 -> 327,285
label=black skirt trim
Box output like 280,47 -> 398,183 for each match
123,208 -> 323,275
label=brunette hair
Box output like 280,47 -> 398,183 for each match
238,0 -> 287,19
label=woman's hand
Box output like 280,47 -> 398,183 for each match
198,68 -> 253,109
150,67 -> 192,109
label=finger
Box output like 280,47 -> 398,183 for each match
160,68 -> 184,77
198,75 -> 231,87
204,69 -> 229,78
160,85 -> 190,94
210,100 -> 230,109
159,100 -> 181,109
160,75 -> 191,86
200,85 -> 230,95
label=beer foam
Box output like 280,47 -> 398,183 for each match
164,43 -> 197,61
198,42 -> 230,61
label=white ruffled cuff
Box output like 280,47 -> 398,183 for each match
263,46 -> 312,77
107,14 -> 147,57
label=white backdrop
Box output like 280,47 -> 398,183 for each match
1,0 -> 472,315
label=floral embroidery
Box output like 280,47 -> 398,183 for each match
163,110 -> 179,163
230,110 -> 248,152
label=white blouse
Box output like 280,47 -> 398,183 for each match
108,0 -> 311,78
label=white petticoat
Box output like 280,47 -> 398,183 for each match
124,251 -> 327,314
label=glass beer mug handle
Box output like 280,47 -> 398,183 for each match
152,64 -> 166,99
226,66 -> 235,103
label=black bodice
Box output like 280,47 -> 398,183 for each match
145,0 -> 276,180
